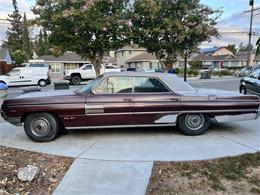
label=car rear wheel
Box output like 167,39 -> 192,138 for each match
178,114 -> 210,135
24,113 -> 60,142
38,79 -> 47,87
71,75 -> 81,85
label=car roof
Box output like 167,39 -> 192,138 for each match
102,72 -> 195,92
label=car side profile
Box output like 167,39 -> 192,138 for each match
1,72 -> 260,142
240,68 -> 260,96
0,67 -> 51,87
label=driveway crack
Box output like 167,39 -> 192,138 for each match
76,138 -> 101,159
217,134 -> 259,152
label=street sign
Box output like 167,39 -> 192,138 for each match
250,0 -> 254,6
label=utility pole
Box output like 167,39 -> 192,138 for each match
247,0 -> 254,66
184,49 -> 188,82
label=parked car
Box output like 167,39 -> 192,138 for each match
240,68 -> 260,96
64,64 -> 121,85
0,67 -> 51,87
1,72 -> 260,142
236,66 -> 253,77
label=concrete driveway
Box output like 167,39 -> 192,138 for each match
0,118 -> 260,195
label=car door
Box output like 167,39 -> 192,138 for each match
81,64 -> 96,79
133,76 -> 181,125
83,76 -> 135,127
247,70 -> 260,94
254,70 -> 260,95
6,69 -> 24,86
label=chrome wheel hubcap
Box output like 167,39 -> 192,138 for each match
185,114 -> 205,131
30,117 -> 50,137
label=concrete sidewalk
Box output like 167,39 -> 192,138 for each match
0,119 -> 260,194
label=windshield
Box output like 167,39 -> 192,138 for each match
79,75 -> 104,93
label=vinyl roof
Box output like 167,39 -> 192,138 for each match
103,72 -> 195,92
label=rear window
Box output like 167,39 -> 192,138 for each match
29,63 -> 47,67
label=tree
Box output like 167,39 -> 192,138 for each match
22,13 -> 31,61
238,42 -> 253,52
3,0 -> 23,51
33,0 -> 131,75
131,0 -> 220,70
43,29 -> 50,55
226,44 -> 237,53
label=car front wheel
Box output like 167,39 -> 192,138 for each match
24,113 -> 60,142
178,113 -> 210,135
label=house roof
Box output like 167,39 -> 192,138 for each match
116,45 -> 146,52
193,52 -> 249,62
125,52 -> 158,63
0,48 -> 9,61
38,52 -> 90,63
199,46 -> 234,55
193,54 -> 235,61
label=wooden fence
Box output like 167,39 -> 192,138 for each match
0,62 -> 14,75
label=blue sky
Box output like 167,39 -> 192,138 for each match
0,0 -> 259,47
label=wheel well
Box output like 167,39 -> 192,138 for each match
71,73 -> 81,79
0,81 -> 6,85
176,113 -> 212,123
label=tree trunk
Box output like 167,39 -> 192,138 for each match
90,56 -> 103,77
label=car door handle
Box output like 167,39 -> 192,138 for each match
123,98 -> 133,102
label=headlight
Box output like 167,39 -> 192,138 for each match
241,81 -> 245,86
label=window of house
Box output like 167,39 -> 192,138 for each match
50,63 -> 61,73
65,63 -> 77,70
134,77 -> 170,93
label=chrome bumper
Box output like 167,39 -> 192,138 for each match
0,111 -> 22,126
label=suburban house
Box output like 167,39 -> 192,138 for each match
115,45 -> 161,70
36,51 -> 116,80
192,47 -> 252,69
36,52 -> 90,80
125,52 -> 161,70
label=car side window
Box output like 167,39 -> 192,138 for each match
134,77 -> 170,93
250,70 -> 260,79
7,69 -> 20,76
95,77 -> 133,94
83,65 -> 93,70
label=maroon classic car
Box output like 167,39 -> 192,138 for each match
1,72 -> 260,142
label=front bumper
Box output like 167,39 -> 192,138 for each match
0,111 -> 22,126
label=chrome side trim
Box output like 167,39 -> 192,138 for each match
85,104 -> 104,115
215,113 -> 257,123
66,123 -> 175,130
155,114 -> 178,123
84,109 -> 257,116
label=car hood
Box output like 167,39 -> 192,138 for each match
15,90 -> 75,99
180,88 -> 241,97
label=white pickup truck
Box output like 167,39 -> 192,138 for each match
64,64 -> 121,85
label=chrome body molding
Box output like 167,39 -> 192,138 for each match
84,109 -> 257,116
66,123 -> 175,130
85,104 -> 104,115
214,113 -> 258,123
2,116 -> 22,126
155,114 -> 178,123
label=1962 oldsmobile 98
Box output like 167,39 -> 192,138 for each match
1,72 -> 260,142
